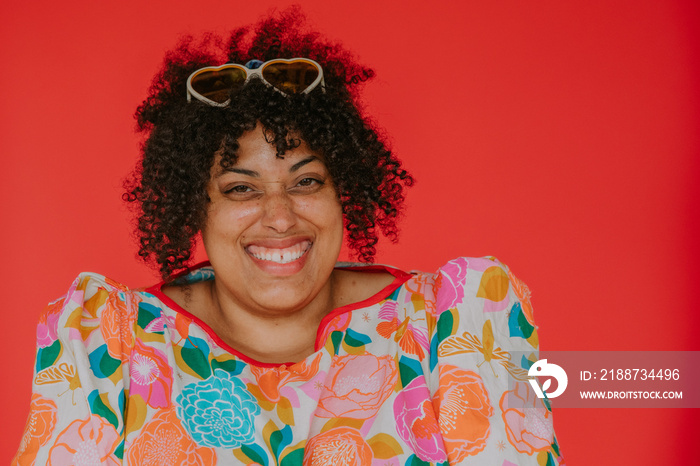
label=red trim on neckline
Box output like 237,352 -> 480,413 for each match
144,262 -> 411,368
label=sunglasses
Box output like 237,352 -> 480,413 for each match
186,58 -> 325,107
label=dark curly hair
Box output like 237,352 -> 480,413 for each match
124,7 -> 413,279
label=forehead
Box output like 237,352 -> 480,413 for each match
213,127 -> 327,177
238,128 -> 315,161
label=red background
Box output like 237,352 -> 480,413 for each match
2,0 -> 699,463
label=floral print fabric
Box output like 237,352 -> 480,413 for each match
14,257 -> 564,465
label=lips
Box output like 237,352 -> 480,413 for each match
246,240 -> 312,264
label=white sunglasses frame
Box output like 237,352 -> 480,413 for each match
186,58 -> 325,107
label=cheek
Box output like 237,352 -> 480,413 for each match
203,201 -> 261,241
295,197 -> 344,230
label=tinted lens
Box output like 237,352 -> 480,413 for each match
190,67 -> 247,103
262,61 -> 320,94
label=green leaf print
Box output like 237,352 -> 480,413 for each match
87,344 -> 120,378
436,309 -> 454,343
269,424 -> 293,459
406,453 -> 431,466
137,302 -> 160,330
88,389 -> 119,428
331,331 -> 343,355
508,302 -> 534,339
398,355 -> 422,388
36,339 -> 62,372
280,447 -> 304,466
240,443 -> 269,466
211,358 -> 245,376
181,345 -> 211,379
343,328 -> 372,347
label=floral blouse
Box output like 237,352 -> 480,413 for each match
13,257 -> 564,465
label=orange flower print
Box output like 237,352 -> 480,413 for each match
316,353 -> 398,419
102,291 -> 139,361
12,394 -> 57,465
507,270 -> 535,325
432,365 -> 493,462
127,407 -> 216,465
250,353 -> 322,404
499,382 -> 554,454
404,274 -> 439,317
48,415 -> 121,465
304,427 -> 373,466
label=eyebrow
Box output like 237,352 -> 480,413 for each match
219,156 -> 320,178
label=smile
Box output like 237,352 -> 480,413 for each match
246,240 -> 312,264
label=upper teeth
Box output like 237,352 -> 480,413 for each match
247,241 -> 310,264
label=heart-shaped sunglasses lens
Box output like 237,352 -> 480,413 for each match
189,66 -> 247,104
262,61 -> 320,94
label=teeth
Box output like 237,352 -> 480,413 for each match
248,241 -> 311,264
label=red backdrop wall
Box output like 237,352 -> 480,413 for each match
2,0 -> 698,463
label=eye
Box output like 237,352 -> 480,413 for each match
222,184 -> 261,199
297,177 -> 322,187
226,185 -> 253,193
289,177 -> 325,193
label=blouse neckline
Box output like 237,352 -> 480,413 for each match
144,261 -> 412,368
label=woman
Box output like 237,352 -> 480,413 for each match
14,9 -> 563,465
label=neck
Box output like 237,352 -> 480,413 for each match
206,272 -> 338,364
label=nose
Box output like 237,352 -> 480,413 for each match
260,190 -> 297,233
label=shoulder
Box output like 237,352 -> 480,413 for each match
331,263 -> 410,311
41,272 -> 156,350
420,256 -> 539,352
397,256 -> 535,337
399,256 -> 527,306
434,256 -> 529,312
42,272 -> 128,324
57,271 -> 144,310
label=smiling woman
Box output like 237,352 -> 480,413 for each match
13,7 -> 564,466
169,126 -> 350,363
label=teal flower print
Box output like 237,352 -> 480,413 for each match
177,369 -> 260,448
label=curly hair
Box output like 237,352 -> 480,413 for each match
124,7 -> 413,279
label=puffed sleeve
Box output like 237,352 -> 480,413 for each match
12,273 -> 136,465
428,257 -> 564,465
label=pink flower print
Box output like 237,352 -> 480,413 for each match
435,258 -> 469,311
316,353 -> 398,419
393,377 -> 447,462
48,415 -> 120,465
37,298 -> 65,348
129,339 -> 172,408
132,353 -> 159,384
317,312 -> 352,346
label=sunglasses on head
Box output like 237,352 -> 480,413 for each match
186,58 -> 325,107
